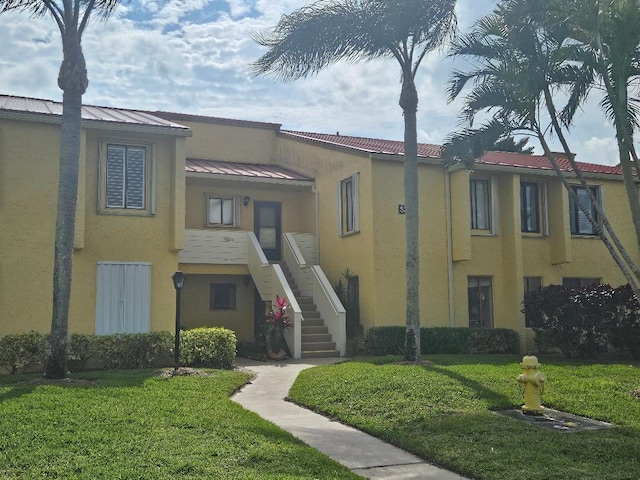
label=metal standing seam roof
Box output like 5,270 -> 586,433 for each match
0,94 -> 190,132
186,158 -> 314,182
283,130 -> 622,176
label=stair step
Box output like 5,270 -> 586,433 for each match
302,318 -> 323,326
301,341 -> 336,351
297,296 -> 314,304
301,310 -> 320,319
301,325 -> 328,335
301,350 -> 340,358
302,333 -> 331,342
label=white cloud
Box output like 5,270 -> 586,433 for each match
582,137 -> 621,166
0,0 -> 628,166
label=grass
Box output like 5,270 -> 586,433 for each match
0,369 -> 359,479
289,354 -> 640,480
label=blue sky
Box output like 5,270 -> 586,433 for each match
0,0 -> 630,165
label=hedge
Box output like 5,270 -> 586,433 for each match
363,327 -> 520,356
0,328 -> 237,375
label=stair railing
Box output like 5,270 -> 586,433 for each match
284,233 -> 346,356
311,266 -> 346,356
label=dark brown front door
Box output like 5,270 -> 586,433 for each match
254,201 -> 281,261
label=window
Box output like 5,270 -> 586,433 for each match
206,195 -> 240,227
96,262 -> 151,335
99,141 -> 153,215
520,182 -> 540,233
470,179 -> 491,230
468,276 -> 493,328
524,277 -> 543,327
338,174 -> 359,235
569,185 -> 600,235
106,144 -> 146,209
210,283 -> 236,310
562,277 -> 600,289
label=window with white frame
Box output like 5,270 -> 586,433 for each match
470,179 -> 491,230
569,185 -> 601,235
206,195 -> 239,227
100,141 -> 153,215
468,276 -> 494,328
520,182 -> 541,233
562,277 -> 601,289
338,174 -> 359,235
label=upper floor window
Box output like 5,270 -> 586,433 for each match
206,195 -> 239,227
470,179 -> 491,230
569,185 -> 600,235
520,182 -> 540,233
338,174 -> 359,236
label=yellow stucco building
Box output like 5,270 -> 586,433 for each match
1,95 -> 637,356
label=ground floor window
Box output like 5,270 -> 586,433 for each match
96,262 -> 151,334
562,277 -> 600,289
468,276 -> 493,328
210,283 -> 236,310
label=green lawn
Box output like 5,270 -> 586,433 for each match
289,355 -> 640,480
0,369 -> 359,479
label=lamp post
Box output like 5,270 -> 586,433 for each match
172,271 -> 186,373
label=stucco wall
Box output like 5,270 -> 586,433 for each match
179,273 -> 255,341
0,118 -> 184,335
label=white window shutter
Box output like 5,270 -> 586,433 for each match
126,147 -> 146,209
337,181 -> 343,236
352,173 -> 360,233
106,146 -> 125,208
96,262 -> 151,335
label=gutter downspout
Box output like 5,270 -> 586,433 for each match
445,170 -> 455,327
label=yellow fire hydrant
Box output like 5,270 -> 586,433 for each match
516,354 -> 546,414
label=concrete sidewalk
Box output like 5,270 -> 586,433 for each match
232,358 -> 470,480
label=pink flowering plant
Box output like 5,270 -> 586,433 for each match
265,295 -> 292,355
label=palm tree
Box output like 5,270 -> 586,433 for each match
444,0 -> 640,298
250,0 -> 457,361
549,0 -> 640,251
0,0 -> 121,378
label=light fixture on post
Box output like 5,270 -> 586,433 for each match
243,196 -> 251,207
171,271 -> 186,373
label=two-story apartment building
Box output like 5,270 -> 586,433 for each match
1,94 -> 636,356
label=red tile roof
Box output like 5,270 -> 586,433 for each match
283,130 -> 621,176
186,159 -> 313,182
282,131 -> 442,158
476,150 -> 621,175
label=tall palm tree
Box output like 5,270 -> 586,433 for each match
444,0 -> 640,298
550,0 -> 640,251
250,0 -> 457,361
0,0 -> 121,378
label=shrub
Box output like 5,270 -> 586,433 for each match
91,332 -> 173,370
363,327 -> 406,355
68,334 -> 101,372
525,284 -> 612,358
0,331 -> 48,374
609,285 -> 640,359
180,327 -> 236,369
363,326 -> 520,356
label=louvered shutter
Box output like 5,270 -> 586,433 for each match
106,145 -> 125,208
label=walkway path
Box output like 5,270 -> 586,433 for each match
232,358 -> 470,480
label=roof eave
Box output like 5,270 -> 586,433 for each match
0,110 -> 192,137
185,171 -> 314,187
471,162 -> 622,180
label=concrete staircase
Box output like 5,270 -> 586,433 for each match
281,263 -> 339,358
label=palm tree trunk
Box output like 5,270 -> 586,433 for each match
542,86 -> 640,285
400,73 -> 421,362
44,33 -> 87,379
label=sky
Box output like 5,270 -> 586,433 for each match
0,0 -> 632,166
